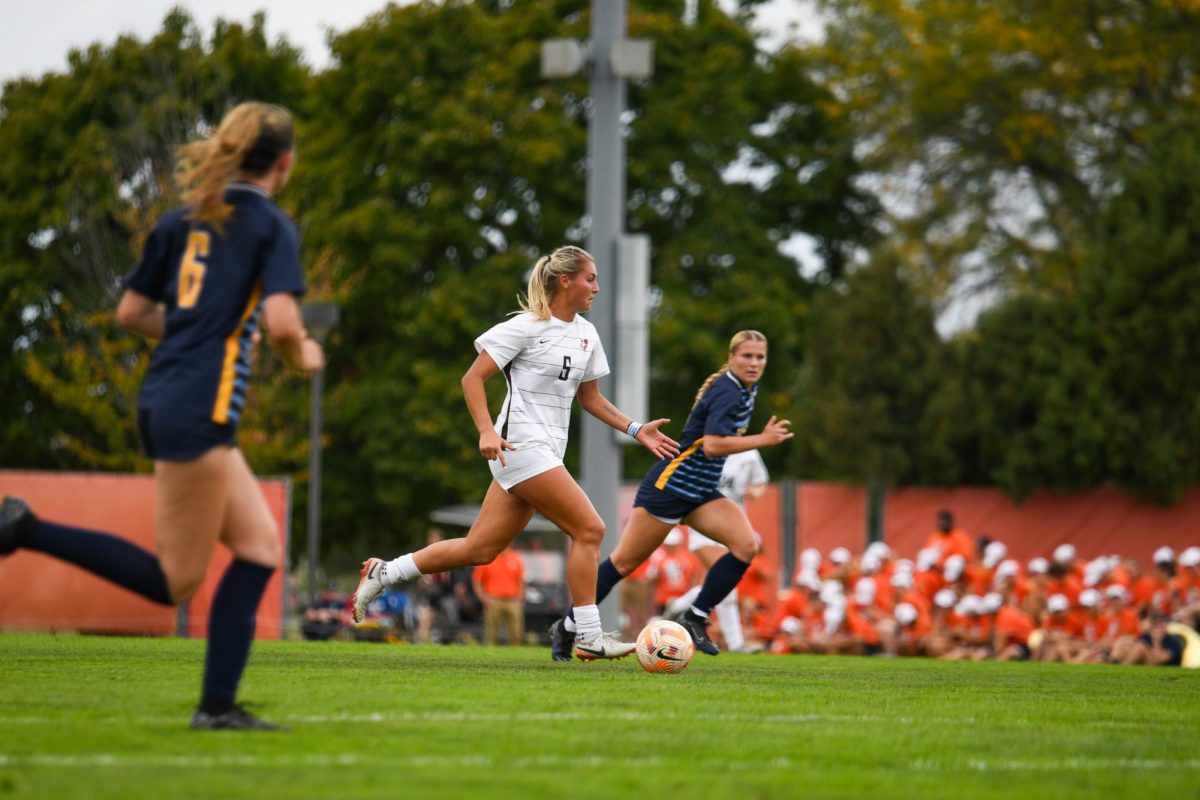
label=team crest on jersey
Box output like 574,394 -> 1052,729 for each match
580,339 -> 589,351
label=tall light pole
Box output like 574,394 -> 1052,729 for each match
543,3 -> 653,627
301,301 -> 339,606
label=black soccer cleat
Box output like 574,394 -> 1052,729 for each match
672,609 -> 720,656
0,496 -> 36,556
190,704 -> 287,731
549,617 -> 575,662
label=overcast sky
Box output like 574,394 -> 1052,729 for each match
0,0 -> 816,84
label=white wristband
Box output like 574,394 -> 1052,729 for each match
625,421 -> 643,439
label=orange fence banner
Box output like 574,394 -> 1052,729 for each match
0,470 -> 290,639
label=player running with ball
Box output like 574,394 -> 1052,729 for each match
550,330 -> 792,660
351,246 -> 679,660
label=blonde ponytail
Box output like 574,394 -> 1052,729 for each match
175,102 -> 294,232
517,246 -> 594,319
692,330 -> 769,407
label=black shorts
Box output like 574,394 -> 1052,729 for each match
137,407 -> 235,462
633,482 -> 725,524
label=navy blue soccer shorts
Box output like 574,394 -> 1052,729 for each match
137,407 -> 236,462
633,481 -> 725,525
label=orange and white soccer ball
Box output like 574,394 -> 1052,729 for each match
636,620 -> 694,674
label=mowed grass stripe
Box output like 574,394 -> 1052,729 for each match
0,633 -> 1197,800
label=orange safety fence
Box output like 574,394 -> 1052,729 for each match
0,470 -> 289,639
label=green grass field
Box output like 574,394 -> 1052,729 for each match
0,634 -> 1196,799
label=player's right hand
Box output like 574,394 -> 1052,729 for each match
298,338 -> 325,374
479,430 -> 516,466
761,415 -> 794,446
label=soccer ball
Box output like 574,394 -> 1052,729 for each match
636,620 -> 694,674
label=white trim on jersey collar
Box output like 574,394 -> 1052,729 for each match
228,182 -> 271,198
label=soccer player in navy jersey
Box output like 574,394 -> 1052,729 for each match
549,331 -> 793,660
0,102 -> 322,730
350,246 -> 680,659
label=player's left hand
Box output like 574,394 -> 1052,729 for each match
636,419 -> 680,459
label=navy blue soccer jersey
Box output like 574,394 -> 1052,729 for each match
123,184 -> 306,428
642,372 -> 758,502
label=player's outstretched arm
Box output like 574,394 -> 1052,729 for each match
576,380 -> 680,459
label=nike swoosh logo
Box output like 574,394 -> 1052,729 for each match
539,339 -> 551,344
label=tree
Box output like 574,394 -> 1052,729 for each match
815,0 -> 1200,298
0,11 -> 312,475
293,0 -> 874,559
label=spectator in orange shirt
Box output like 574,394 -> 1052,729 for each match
1036,593 -> 1082,662
471,545 -> 526,646
1045,559 -> 1083,604
893,601 -> 933,657
924,509 -> 974,567
648,529 -> 703,613
993,598 -> 1036,661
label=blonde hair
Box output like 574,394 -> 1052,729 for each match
175,102 -> 294,231
693,330 -> 768,407
517,246 -> 594,320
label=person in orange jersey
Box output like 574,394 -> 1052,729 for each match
648,529 -> 704,614
993,597 -> 1037,661
924,509 -> 974,567
471,545 -> 526,646
1036,593 -> 1084,662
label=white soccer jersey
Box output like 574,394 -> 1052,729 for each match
474,312 -> 610,459
717,449 -> 770,506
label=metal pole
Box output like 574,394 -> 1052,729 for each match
306,366 -> 324,606
583,0 -> 626,629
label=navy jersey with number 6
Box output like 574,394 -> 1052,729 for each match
123,184 -> 306,429
641,372 -> 758,502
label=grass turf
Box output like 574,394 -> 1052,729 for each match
0,633 -> 1196,799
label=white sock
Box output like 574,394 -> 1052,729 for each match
716,591 -> 743,651
563,616 -> 577,633
573,604 -> 601,641
666,585 -> 702,618
688,605 -> 710,619
382,554 -> 421,587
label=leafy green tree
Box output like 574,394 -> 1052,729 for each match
0,11 -> 312,475
815,0 -> 1200,295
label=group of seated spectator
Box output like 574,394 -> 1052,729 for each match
738,510 -> 1199,666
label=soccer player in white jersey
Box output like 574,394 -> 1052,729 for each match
667,449 -> 770,653
350,246 -> 679,659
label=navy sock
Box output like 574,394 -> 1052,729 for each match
691,553 -> 751,616
200,559 -> 275,711
567,558 -> 624,622
23,520 -> 171,605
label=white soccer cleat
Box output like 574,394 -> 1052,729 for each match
350,557 -> 385,624
573,631 -> 637,661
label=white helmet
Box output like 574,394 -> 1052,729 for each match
854,577 -> 877,606
1053,544 -> 1076,565
943,554 -> 966,582
894,602 -> 918,626
1153,546 -> 1175,565
1046,593 -> 1069,613
934,589 -> 958,609
830,547 -> 852,565
983,541 -> 1007,569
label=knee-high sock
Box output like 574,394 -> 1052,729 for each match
715,590 -> 744,650
23,520 -> 171,605
200,560 -> 274,712
565,559 -> 623,629
691,553 -> 751,617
